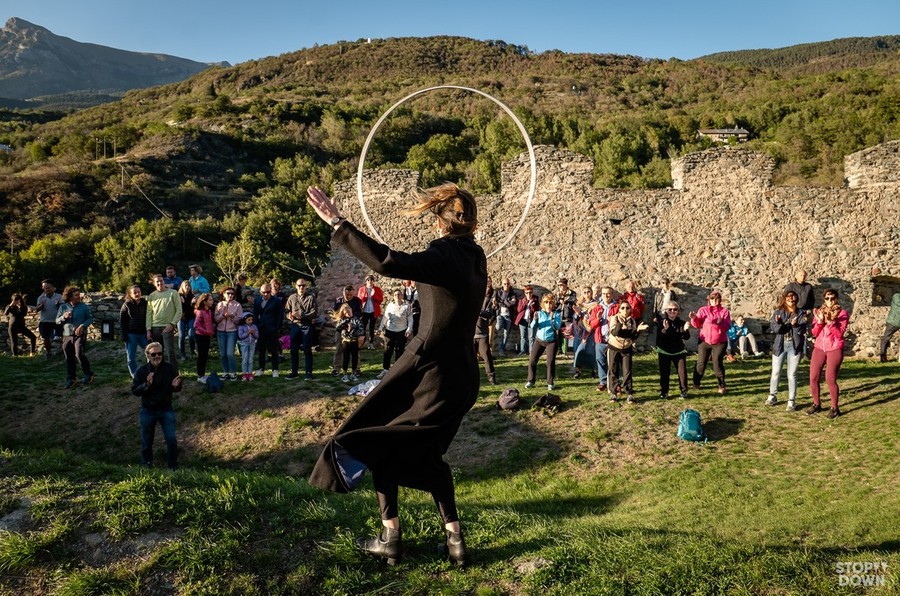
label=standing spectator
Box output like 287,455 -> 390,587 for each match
690,290 -> 732,394
286,279 -> 318,380
484,276 -> 496,349
56,286 -> 94,389
379,289 -> 413,379
333,303 -> 363,382
331,285 -> 362,376
120,285 -> 149,378
193,293 -> 215,383
177,280 -> 196,359
655,301 -> 691,399
807,290 -> 849,418
234,272 -> 250,307
238,313 -> 259,381
494,278 -> 517,356
526,293 -> 561,390
35,280 -> 64,358
607,302 -> 649,402
571,285 -> 595,378
514,285 -> 538,356
4,293 -> 36,356
188,264 -> 211,296
878,291 -> 900,362
214,287 -> 242,380
131,342 -> 181,470
653,278 -> 677,317
163,265 -> 182,290
358,275 -> 383,349
586,287 -> 616,392
403,280 -> 421,336
270,278 -> 287,301
784,270 -> 815,315
473,288 -> 497,386
767,291 -> 807,410
614,280 -> 646,321
146,273 -> 182,372
554,278 -> 577,357
253,283 -> 284,377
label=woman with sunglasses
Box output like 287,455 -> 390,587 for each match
767,291 -> 807,411
807,289 -> 849,418
306,183 -> 486,566
214,287 -> 243,380
655,301 -> 691,399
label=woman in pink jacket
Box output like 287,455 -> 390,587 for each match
689,290 -> 732,394
807,289 -> 849,418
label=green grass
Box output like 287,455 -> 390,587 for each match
0,344 -> 898,595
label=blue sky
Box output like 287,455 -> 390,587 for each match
4,0 -> 899,65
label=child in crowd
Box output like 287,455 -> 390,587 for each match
333,303 -> 363,383
238,313 -> 259,381
726,315 -> 763,361
193,293 -> 215,383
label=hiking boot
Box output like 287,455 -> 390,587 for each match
806,403 -> 822,416
828,407 -> 841,419
356,527 -> 402,566
765,394 -> 777,406
786,400 -> 796,411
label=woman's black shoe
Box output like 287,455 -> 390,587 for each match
440,530 -> 468,566
356,527 -> 402,565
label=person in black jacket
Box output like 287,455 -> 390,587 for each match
252,283 -> 284,377
131,342 -> 182,470
120,285 -> 149,378
307,183 -> 485,567
654,300 -> 691,399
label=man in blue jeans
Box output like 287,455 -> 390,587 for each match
131,342 -> 182,470
285,279 -> 318,380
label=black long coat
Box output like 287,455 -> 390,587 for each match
309,222 -> 487,493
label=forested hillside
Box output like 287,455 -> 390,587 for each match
1,35 -> 899,295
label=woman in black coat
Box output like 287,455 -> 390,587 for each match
307,183 -> 486,567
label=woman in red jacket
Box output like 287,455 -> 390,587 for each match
807,289 -> 849,418
689,290 -> 732,394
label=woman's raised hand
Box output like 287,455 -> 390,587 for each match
306,186 -> 341,225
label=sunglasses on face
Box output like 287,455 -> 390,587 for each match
824,296 -> 835,302
666,308 -> 679,312
149,352 -> 163,357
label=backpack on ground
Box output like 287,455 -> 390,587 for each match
532,393 -> 562,416
677,408 -> 707,442
497,387 -> 521,410
206,371 -> 224,393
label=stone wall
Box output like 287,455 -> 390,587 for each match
316,140 -> 900,358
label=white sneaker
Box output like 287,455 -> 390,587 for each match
765,394 -> 777,406
377,369 -> 388,379
342,374 -> 350,383
786,400 -> 796,411
271,370 -> 279,378
524,381 -> 534,389
197,375 -> 208,383
753,352 -> 763,357
350,373 -> 359,381
547,384 -> 555,391
253,369 -> 263,376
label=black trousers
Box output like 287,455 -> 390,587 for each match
607,345 -> 634,394
658,352 -> 688,395
257,329 -> 281,371
361,312 -> 377,342
880,324 -> 899,357
474,336 -> 495,381
383,330 -> 407,370
694,342 -> 727,388
527,338 -> 557,384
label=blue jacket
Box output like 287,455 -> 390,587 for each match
530,310 -> 561,342
253,294 -> 284,334
56,302 -> 93,336
770,309 -> 807,357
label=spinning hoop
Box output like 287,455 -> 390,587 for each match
356,85 -> 536,258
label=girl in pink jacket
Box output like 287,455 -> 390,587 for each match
807,289 -> 849,418
689,290 -> 732,394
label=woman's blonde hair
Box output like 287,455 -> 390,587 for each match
331,303 -> 352,323
406,183 -> 477,237
540,292 -> 556,308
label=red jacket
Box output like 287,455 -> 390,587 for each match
357,284 -> 384,318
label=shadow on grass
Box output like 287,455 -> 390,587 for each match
703,417 -> 745,441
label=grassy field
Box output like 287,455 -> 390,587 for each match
0,342 -> 898,595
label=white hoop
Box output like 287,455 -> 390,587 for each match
356,85 -> 536,258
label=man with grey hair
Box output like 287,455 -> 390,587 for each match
252,282 -> 284,377
131,341 -> 182,470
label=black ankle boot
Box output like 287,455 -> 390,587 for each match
444,530 -> 468,566
356,527 -> 402,565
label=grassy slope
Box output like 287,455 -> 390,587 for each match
0,344 -> 898,595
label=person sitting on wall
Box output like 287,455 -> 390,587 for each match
726,315 -> 763,361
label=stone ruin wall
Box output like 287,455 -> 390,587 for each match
318,140 -> 900,358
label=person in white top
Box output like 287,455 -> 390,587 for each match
377,289 -> 413,378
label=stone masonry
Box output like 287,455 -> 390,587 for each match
317,141 -> 900,358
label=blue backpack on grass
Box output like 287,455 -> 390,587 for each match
677,409 -> 707,442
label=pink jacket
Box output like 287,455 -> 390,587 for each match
194,309 -> 214,337
214,300 -> 243,332
690,304 -> 731,345
811,310 -> 849,352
